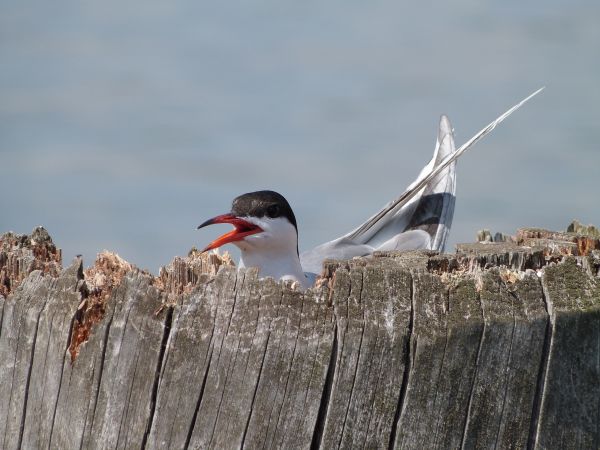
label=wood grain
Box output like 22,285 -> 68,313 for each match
0,228 -> 598,449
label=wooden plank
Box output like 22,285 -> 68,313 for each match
49,278 -> 117,449
230,277 -> 303,449
395,270 -> 449,448
2,225 -> 600,448
220,279 -> 290,448
360,264 -> 413,449
269,283 -> 335,449
185,267 -> 251,448
145,266 -> 234,449
494,272 -> 548,448
319,262 -> 413,449
236,274 -> 293,449
462,270 -> 548,449
327,264 -> 382,450
0,270 -> 51,450
20,259 -> 84,449
319,266 -> 364,448
285,285 -> 335,447
460,270 -> 518,448
427,278 -> 484,449
536,258 -> 600,449
207,268 -> 275,449
83,271 -> 169,450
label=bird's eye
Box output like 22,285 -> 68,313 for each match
266,204 -> 280,218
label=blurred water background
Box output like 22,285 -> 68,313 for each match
1,1 -> 599,272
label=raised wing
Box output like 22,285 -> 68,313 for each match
300,88 -> 544,275
363,114 -> 456,253
300,114 -> 455,274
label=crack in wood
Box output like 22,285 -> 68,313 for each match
531,271 -> 556,449
158,282 -> 215,448
47,307 -> 78,447
252,291 -> 289,449
35,310 -> 55,436
240,330 -> 270,448
16,297 -> 47,450
207,272 -> 248,447
387,270 -> 414,450
299,298 -> 327,433
431,316 -> 450,446
105,300 -> 134,445
141,306 -> 173,449
362,310 -> 387,450
460,289 -> 484,450
338,270 -> 365,448
228,281 -> 283,448
82,307 -> 115,450
0,297 -> 4,341
272,295 -> 306,447
263,292 -> 297,447
185,268 -> 239,448
493,288 -> 517,450
118,341 -> 143,447
310,322 -> 337,450
526,312 -> 551,450
352,270 -> 382,450
184,346 -> 214,449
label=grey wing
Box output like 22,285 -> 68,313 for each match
300,88 -> 544,276
407,116 -> 456,252
300,237 -> 373,275
342,87 -> 544,249
300,115 -> 455,274
369,114 -> 456,253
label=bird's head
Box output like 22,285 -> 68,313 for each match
198,190 -> 299,254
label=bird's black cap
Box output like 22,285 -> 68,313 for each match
231,190 -> 298,231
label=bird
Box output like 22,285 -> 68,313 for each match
198,88 -> 544,289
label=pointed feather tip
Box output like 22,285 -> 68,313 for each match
439,114 -> 452,132
522,86 -> 545,104
438,114 -> 453,145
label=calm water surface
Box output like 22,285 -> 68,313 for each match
1,1 -> 599,271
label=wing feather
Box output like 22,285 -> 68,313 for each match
347,88 -> 544,242
300,88 -> 544,274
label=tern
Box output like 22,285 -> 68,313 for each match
198,88 -> 544,288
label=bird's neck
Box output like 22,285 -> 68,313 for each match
239,247 -> 308,288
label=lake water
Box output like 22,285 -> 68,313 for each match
1,0 -> 599,272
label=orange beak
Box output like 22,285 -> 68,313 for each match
197,213 -> 263,252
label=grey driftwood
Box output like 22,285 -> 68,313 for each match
0,227 -> 599,449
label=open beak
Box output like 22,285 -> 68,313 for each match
197,213 -> 263,252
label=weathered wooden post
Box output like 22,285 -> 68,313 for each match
0,226 -> 598,449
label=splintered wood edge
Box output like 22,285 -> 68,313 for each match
2,226 -> 599,364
